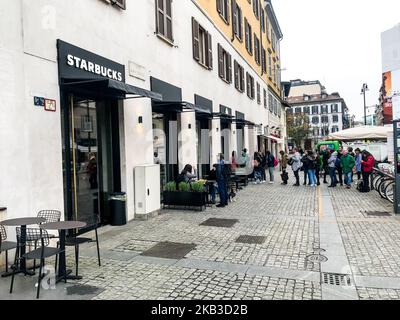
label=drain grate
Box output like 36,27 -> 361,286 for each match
141,241 -> 196,259
200,218 -> 239,228
236,235 -> 266,244
321,273 -> 352,286
306,254 -> 328,263
363,211 -> 392,217
66,285 -> 104,296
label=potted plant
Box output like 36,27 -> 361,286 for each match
162,181 -> 207,211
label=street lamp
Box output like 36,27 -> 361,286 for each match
361,83 -> 369,126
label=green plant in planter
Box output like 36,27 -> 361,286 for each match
178,182 -> 191,192
164,181 -> 177,191
191,181 -> 206,193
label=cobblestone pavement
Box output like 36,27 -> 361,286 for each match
2,174 -> 400,300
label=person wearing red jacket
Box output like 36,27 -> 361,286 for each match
361,150 -> 375,192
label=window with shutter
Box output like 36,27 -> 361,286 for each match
257,83 -> 261,104
245,19 -> 252,55
254,34 -> 260,65
207,33 -> 213,70
156,0 -> 173,43
192,18 -> 200,61
218,44 -> 224,79
217,0 -> 230,24
192,18 -> 212,71
234,61 -> 239,90
261,48 -> 266,73
253,0 -> 259,19
227,53 -> 232,83
263,89 -> 267,108
232,0 -> 237,36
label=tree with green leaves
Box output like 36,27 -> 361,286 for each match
286,112 -> 311,149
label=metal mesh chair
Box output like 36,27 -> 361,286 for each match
0,224 -> 17,273
10,227 -> 63,299
56,215 -> 101,277
37,210 -> 61,224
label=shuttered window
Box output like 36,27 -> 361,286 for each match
192,17 -> 213,70
218,44 -> 232,83
257,82 -> 261,104
234,60 -> 245,92
263,89 -> 267,109
217,0 -> 230,24
261,48 -> 267,73
254,34 -> 260,65
253,0 -> 259,19
260,8 -> 265,33
232,1 -> 243,41
246,72 -> 255,99
156,0 -> 173,43
245,18 -> 252,55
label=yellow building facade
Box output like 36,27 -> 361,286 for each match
195,0 -> 283,98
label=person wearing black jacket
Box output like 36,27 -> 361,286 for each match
336,146 -> 344,186
321,149 -> 330,184
301,152 -> 311,185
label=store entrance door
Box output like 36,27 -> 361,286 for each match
64,95 -> 121,225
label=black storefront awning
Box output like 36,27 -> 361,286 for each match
233,119 -> 256,127
212,112 -> 235,122
153,101 -> 194,113
61,79 -> 163,101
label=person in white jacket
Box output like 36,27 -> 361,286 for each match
328,151 -> 338,188
290,148 -> 302,186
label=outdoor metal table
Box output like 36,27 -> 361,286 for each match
0,217 -> 46,277
40,221 -> 86,282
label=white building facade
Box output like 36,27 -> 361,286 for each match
0,0 -> 286,228
287,93 -> 347,149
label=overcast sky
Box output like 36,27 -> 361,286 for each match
273,0 -> 400,121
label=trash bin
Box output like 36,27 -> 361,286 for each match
109,192 -> 127,226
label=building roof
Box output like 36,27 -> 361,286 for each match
287,93 -> 344,105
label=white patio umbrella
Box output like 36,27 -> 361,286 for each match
327,126 -> 392,141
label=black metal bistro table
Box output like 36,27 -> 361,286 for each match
40,221 -> 86,282
0,217 -> 46,277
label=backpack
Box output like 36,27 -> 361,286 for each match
273,156 -> 279,167
335,157 -> 342,169
357,181 -> 370,193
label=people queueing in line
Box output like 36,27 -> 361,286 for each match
290,147 -> 302,187
355,148 -> 363,180
265,151 -> 276,184
279,150 -> 289,185
328,150 -> 338,188
361,150 -> 375,192
340,149 -> 356,189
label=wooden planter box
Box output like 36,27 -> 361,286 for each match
162,191 -> 207,211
